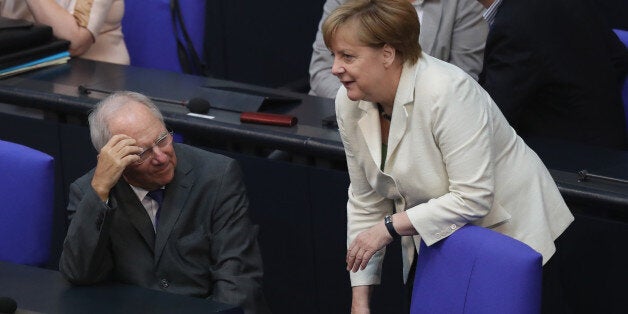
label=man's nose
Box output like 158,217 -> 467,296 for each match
151,146 -> 168,164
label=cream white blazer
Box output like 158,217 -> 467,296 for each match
336,53 -> 574,286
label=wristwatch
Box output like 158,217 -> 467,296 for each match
384,215 -> 401,240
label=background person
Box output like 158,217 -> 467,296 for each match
477,0 -> 628,149
0,0 -> 129,64
323,0 -> 574,312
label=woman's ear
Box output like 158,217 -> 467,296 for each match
382,44 -> 397,68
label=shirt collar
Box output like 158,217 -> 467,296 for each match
483,0 -> 503,27
129,184 -> 150,202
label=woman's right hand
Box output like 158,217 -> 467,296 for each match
351,285 -> 372,314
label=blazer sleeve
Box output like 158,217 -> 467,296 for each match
58,178 -> 114,284
206,160 -> 269,314
447,0 -> 488,81
336,90 -> 391,287
308,0 -> 343,98
405,76 -> 496,246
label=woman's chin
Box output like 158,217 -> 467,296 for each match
346,90 -> 364,102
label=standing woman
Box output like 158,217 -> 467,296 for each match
324,0 -> 574,312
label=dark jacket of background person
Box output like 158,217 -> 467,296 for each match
479,0 -> 628,149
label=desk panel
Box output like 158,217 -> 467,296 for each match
0,261 -> 241,314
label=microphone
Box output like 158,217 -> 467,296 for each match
185,97 -> 214,120
577,170 -> 628,184
0,297 -> 17,314
77,85 -> 297,126
78,85 -> 187,106
186,97 -> 211,114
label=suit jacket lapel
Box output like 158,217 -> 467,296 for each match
113,181 -> 155,250
154,150 -> 193,264
386,61 -> 419,166
357,101 -> 383,169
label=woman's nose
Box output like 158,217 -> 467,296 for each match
331,60 -> 345,76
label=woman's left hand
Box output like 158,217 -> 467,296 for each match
346,222 -> 393,272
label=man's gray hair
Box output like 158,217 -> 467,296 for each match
88,91 -> 165,151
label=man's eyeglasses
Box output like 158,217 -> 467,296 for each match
134,131 -> 173,165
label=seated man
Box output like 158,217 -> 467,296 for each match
59,91 -> 269,314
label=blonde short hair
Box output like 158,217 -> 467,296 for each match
322,0 -> 421,65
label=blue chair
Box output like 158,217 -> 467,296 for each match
122,0 -> 206,74
0,140 -> 54,266
410,225 -> 542,314
613,29 -> 628,141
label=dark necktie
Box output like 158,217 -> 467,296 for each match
147,189 -> 164,227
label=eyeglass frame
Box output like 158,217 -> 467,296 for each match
134,130 -> 174,165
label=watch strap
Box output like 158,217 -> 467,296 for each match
384,215 -> 400,240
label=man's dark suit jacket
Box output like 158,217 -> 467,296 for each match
59,143 -> 269,313
479,0 -> 628,149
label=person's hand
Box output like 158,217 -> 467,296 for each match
346,222 -> 392,272
91,134 -> 141,201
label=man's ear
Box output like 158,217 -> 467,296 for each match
382,44 -> 397,68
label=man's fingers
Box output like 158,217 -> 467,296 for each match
121,153 -> 141,166
102,134 -> 132,149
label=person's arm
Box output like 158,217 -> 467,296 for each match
25,0 -> 95,56
335,89 -> 392,312
59,135 -> 141,284
404,75 -> 497,246
447,0 -> 489,81
58,179 -> 115,284
308,0 -> 344,98
206,160 -> 268,314
351,285 -> 373,314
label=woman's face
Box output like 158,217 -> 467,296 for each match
330,22 -> 390,103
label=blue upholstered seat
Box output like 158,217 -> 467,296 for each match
410,225 -> 542,314
122,0 -> 206,74
0,140 -> 54,266
612,29 -> 628,141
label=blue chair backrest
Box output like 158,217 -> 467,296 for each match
0,140 -> 54,266
613,29 -> 628,141
121,0 -> 206,73
410,225 -> 542,314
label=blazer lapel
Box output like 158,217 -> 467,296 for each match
386,61 -> 419,166
113,181 -> 155,250
357,101 -> 383,169
154,153 -> 193,264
